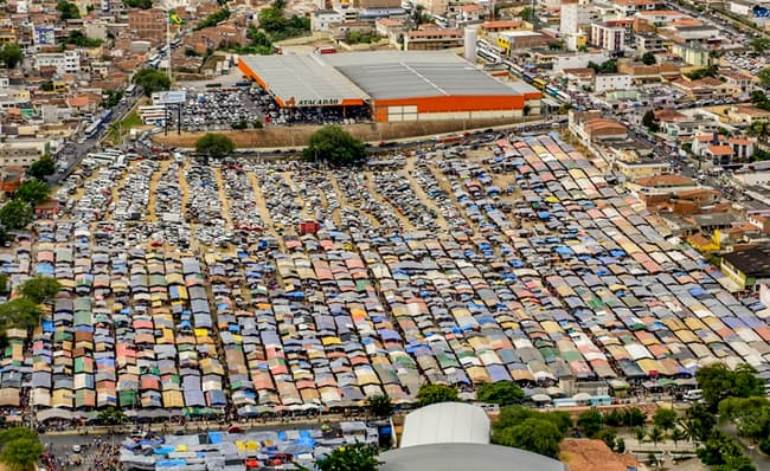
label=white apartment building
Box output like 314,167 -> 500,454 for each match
560,1 -> 592,36
590,22 -> 625,53
34,51 -> 81,75
311,9 -> 343,32
594,74 -> 632,93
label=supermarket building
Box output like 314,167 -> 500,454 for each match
238,51 -> 542,123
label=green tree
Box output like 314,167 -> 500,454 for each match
718,396 -> 770,443
652,408 -> 677,432
641,51 -> 657,65
647,426 -> 664,449
64,31 -> 103,47
642,110 -> 659,132
195,7 -> 230,30
0,200 -> 33,231
366,394 -> 394,418
685,65 -> 718,80
697,363 -> 764,411
518,6 -> 536,22
15,179 -> 50,206
595,428 -> 618,450
757,67 -> 770,88
671,427 -> 687,448
56,0 -> 80,20
577,409 -> 603,438
751,37 -> 770,54
257,0 -> 310,40
476,382 -> 525,406
104,90 -> 123,108
0,274 -> 8,295
680,402 -> 717,443
123,0 -> 152,8
133,69 -> 171,96
697,431 -> 755,470
19,277 -> 62,304
0,428 -> 37,444
0,43 -> 23,69
0,298 -> 43,332
0,436 -> 44,471
494,405 -> 572,435
622,407 -> 647,427
304,125 -> 366,165
603,409 -> 623,427
195,133 -> 235,160
416,384 -> 458,407
588,60 -> 618,74
316,443 -> 380,471
492,417 -> 563,458
27,155 -> 56,180
635,427 -> 647,442
97,407 -> 127,425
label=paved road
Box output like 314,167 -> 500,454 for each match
52,92 -> 141,184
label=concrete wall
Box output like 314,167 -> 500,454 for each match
152,116 -> 540,149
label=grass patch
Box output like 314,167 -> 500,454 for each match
106,110 -> 143,146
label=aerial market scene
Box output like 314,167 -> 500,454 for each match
4,0 -> 770,469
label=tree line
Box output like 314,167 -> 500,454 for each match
0,155 -> 56,244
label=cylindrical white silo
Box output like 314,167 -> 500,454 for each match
464,27 -> 478,63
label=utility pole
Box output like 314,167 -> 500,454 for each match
166,10 -> 173,83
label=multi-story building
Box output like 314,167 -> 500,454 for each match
560,0 -> 592,36
0,25 -> 16,45
590,22 -> 625,53
0,139 -> 50,169
33,25 -> 56,46
0,87 -> 31,109
128,8 -> 166,43
311,10 -> 343,32
34,50 -> 81,75
497,31 -> 552,53
594,74 -> 633,93
634,33 -> 664,52
404,27 -> 462,50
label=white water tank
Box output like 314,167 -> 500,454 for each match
464,27 -> 478,63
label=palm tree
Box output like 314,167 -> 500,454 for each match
678,417 -> 697,444
671,427 -> 687,449
648,426 -> 664,449
635,427 -> 647,442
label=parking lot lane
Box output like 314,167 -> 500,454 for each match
403,157 -> 450,231
146,159 -> 171,223
212,167 -> 233,229
247,171 -> 284,249
365,170 -> 416,232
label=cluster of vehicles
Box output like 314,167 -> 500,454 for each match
168,89 -> 262,132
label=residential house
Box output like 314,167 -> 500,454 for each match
692,133 -> 756,164
655,108 -> 718,140
311,10 -> 343,32
726,105 -> 770,126
594,74 -> 632,93
721,246 -> 770,291
627,174 -> 702,197
559,68 -> 595,92
404,27 -> 462,50
568,110 -> 628,144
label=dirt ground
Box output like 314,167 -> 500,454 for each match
152,117 -> 531,149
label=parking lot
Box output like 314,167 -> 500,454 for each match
3,130 -> 770,429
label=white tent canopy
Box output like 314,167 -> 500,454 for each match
400,402 -> 490,448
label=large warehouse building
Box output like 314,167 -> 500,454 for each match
238,51 -> 542,122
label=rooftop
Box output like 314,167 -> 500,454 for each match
239,54 -> 368,107
324,51 -> 531,100
380,443 -> 567,471
722,245 -> 770,277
